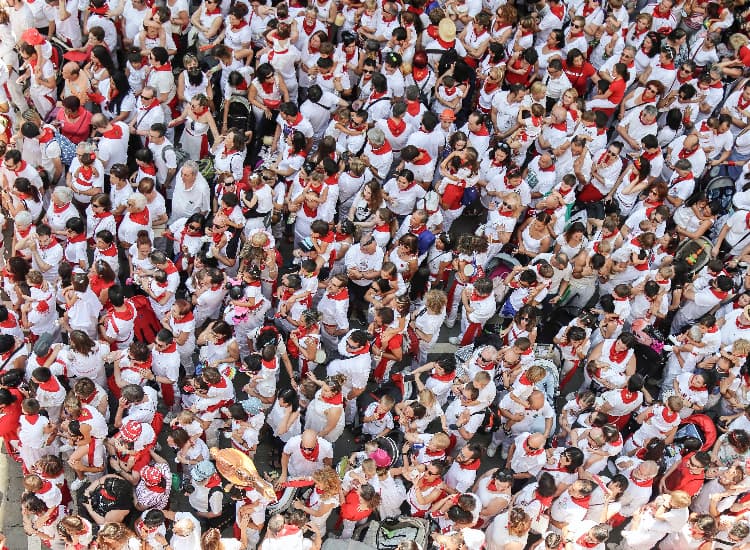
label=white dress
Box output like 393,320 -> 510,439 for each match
180,117 -> 210,160
304,389 -> 345,443
267,400 -> 302,442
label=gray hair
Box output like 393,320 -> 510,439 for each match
52,186 -> 73,203
554,252 -> 569,267
128,192 -> 148,210
643,104 -> 658,117
15,210 -> 32,227
622,45 -> 637,56
181,160 -> 199,177
367,128 -> 385,147
76,140 -> 97,155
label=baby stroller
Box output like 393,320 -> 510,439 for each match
353,517 -> 432,550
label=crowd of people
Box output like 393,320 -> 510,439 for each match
4,0 -> 750,547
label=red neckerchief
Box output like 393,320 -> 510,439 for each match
470,291 -> 486,301
24,413 -> 40,425
523,438 -> 544,456
211,230 -> 224,245
321,391 -> 343,405
94,209 -> 112,220
536,491 -> 554,508
37,374 -> 61,393
609,343 -> 628,364
661,406 -> 678,423
406,100 -> 421,116
642,148 -> 660,160
129,208 -> 149,225
419,474 -> 443,489
205,5 -> 220,14
671,171 -> 693,186
160,342 -> 177,354
302,18 -> 317,36
205,473 -> 222,488
101,125 -> 123,139
550,120 -> 567,132
327,287 -> 348,301
141,99 -> 160,112
113,303 -> 136,321
483,80 -> 500,94
570,494 -> 591,507
52,201 -> 70,214
431,369 -> 456,382
639,112 -> 655,126
688,380 -> 707,392
678,147 -> 697,159
40,237 -> 59,250
231,19 -> 248,30
630,472 -> 653,487
539,161 -> 555,172
575,534 -> 599,548
652,3 -> 670,18
459,459 -> 481,470
77,165 -> 94,185
369,89 -> 387,102
300,442 -> 320,461
371,141 -> 392,155
412,66 -> 429,82
582,2 -> 597,16
710,287 -> 728,300
436,37 -> 456,49
89,4 -> 108,14
260,79 -> 276,94
0,314 -> 16,329
17,226 -> 32,238
141,163 -> 157,176
387,118 -> 406,136
474,125 -> 490,136
99,243 -> 117,257
549,2 -> 564,18
38,126 -> 55,143
621,389 -> 638,403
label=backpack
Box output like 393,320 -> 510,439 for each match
161,144 -> 189,171
129,295 -> 161,344
53,131 -> 76,166
425,47 -> 459,76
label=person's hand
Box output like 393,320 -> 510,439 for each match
118,397 -> 128,409
274,474 -> 287,490
293,499 -> 304,510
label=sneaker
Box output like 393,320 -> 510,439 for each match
444,319 -> 455,329
500,445 -> 509,460
486,444 -> 497,457
448,336 -> 460,346
70,478 -> 84,491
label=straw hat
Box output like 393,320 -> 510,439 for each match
438,19 -> 457,42
212,448 -> 276,499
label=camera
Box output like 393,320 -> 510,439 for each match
179,475 -> 195,494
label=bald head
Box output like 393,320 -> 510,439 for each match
636,460 -> 659,479
527,432 -> 546,450
62,62 -> 80,80
301,429 -> 318,448
91,114 -> 108,129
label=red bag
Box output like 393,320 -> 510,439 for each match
440,183 -> 464,210
130,295 -> 161,344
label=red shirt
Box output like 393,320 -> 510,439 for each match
607,78 -> 627,105
664,452 -> 705,496
56,107 -> 93,144
563,60 -> 597,97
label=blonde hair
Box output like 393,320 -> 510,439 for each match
669,490 -> 691,509
734,339 -> 750,357
312,466 -> 342,499
730,33 -> 749,51
425,289 -> 448,314
430,432 -> 451,449
530,81 -> 547,97
418,389 -> 437,408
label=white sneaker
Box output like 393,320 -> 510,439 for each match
486,444 -> 497,457
448,336 -> 460,346
70,478 -> 84,491
445,319 -> 455,329
662,345 -> 673,352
